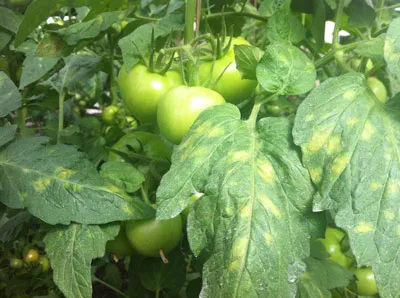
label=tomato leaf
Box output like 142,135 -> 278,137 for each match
0,211 -> 31,243
0,125 -> 17,148
157,104 -> 324,297
345,0 -> 376,28
100,161 -> 145,193
234,45 -> 264,80
44,223 -> 119,298
259,0 -> 290,17
36,34 -> 73,58
0,72 -> 21,117
293,72 -> 400,298
355,34 -> 385,60
297,258 -> 353,298
0,31 -> 12,52
256,44 -> 316,95
0,7 -> 22,34
0,137 -> 154,224
384,18 -> 400,95
19,55 -> 59,89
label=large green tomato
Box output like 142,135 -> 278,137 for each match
157,86 -> 225,144
118,64 -> 183,123
367,77 -> 387,104
351,267 -> 378,296
125,216 -> 182,257
325,227 -> 346,244
198,38 -> 257,104
106,224 -> 135,256
108,131 -> 172,163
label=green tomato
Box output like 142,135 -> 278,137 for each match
9,258 -> 24,269
102,105 -> 120,125
351,58 -> 374,72
325,227 -> 346,244
108,131 -> 172,163
199,39 -> 257,104
157,86 -> 225,144
367,77 -> 387,104
118,64 -> 183,123
106,224 -> 135,256
125,216 -> 182,257
24,249 -> 40,264
351,267 -> 378,296
39,256 -> 50,272
318,238 -> 351,268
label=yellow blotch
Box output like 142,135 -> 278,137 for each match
257,161 -> 275,184
343,89 -> 357,100
19,192 -> 28,201
307,129 -> 333,152
383,210 -> 394,221
224,207 -> 235,217
327,135 -> 342,155
228,260 -> 240,272
232,238 -> 248,258
106,184 -> 121,194
195,122 -> 212,135
388,180 -> 399,194
279,54 -> 289,64
33,178 -> 51,192
361,121 -> 376,141
122,205 -> 134,215
240,203 -> 251,218
192,147 -> 208,157
354,222 -> 373,233
56,168 -> 76,180
23,168 -> 30,173
260,195 -> 281,218
309,168 -> 322,184
346,118 -> 359,127
229,151 -> 249,163
331,154 -> 350,175
208,127 -> 225,137
305,114 -> 314,122
370,182 -> 381,190
264,232 -> 273,246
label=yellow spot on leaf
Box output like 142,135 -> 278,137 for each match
361,121 -> 376,141
279,54 -> 289,64
309,168 -> 322,184
370,182 -> 381,190
343,89 -> 357,100
232,238 -> 248,258
327,135 -> 341,155
331,154 -> 350,175
208,127 -> 225,137
224,207 -> 235,217
346,118 -> 359,127
195,122 -> 212,135
307,129 -> 333,152
260,195 -> 281,218
122,205 -> 134,215
305,114 -> 314,122
229,260 -> 240,272
388,180 -> 399,194
240,203 -> 251,218
192,147 -> 208,157
55,168 -> 76,180
383,210 -> 394,221
264,232 -> 273,246
19,192 -> 28,201
229,151 -> 249,163
33,178 -> 51,192
257,161 -> 275,184
23,168 -> 30,173
354,222 -> 373,233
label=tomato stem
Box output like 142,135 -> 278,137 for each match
332,0 -> 345,49
57,91 -> 65,144
247,93 -> 276,130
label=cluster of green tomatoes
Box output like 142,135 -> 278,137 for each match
9,248 -> 50,273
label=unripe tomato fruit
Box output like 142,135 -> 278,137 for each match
125,216 -> 182,257
24,249 -> 40,264
317,238 -> 352,268
351,267 -> 378,296
118,64 -> 183,123
157,86 -> 225,144
199,38 -> 257,104
325,227 -> 346,244
367,77 -> 387,104
39,256 -> 50,272
102,105 -> 120,125
106,224 -> 135,256
9,258 -> 24,269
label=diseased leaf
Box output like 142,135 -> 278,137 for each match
44,223 -> 119,298
0,72 -> 22,117
0,7 -> 22,33
384,18 -> 400,95
0,137 -> 154,225
157,104 -> 324,298
266,8 -> 305,44
234,45 -> 264,80
0,125 -> 17,148
36,34 -> 72,58
0,211 -> 31,243
256,44 -> 316,95
293,72 -> 400,298
100,161 -> 145,193
19,55 -> 59,89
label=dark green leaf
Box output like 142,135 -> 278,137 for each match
266,8 -> 305,44
256,44 -> 316,95
0,137 -> 154,224
0,7 -> 22,33
345,0 -> 376,28
0,31 -> 12,52
0,125 -> 17,148
234,45 -> 264,80
293,72 -> 400,298
44,223 -> 119,298
0,72 -> 21,117
19,55 -> 59,89
139,250 -> 186,291
157,105 -> 324,297
384,18 -> 400,95
259,0 -> 290,17
0,211 -> 30,243
100,161 -> 145,193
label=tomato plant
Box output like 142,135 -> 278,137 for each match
157,86 -> 225,144
118,64 -> 183,123
1,0 -> 399,297
125,216 -> 182,257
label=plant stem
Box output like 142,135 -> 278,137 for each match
376,3 -> 400,11
332,0 -> 345,49
92,276 -> 132,298
141,185 -> 151,206
57,91 -> 65,144
155,289 -> 160,298
204,11 -> 268,22
247,94 -> 276,130
17,106 -> 27,137
108,34 -> 118,105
